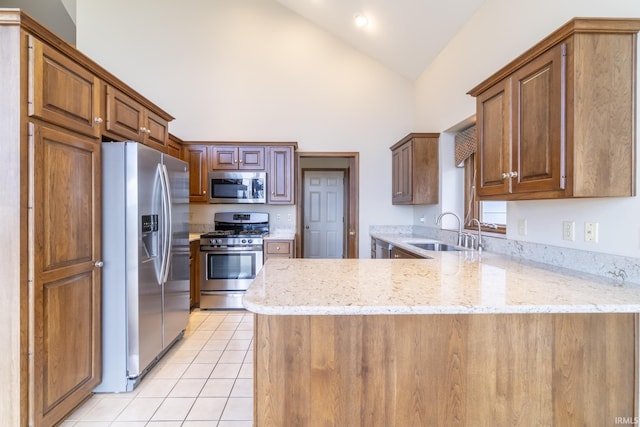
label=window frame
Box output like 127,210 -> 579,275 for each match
463,153 -> 507,234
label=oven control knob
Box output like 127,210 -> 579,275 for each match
242,239 -> 247,243
247,239 -> 253,244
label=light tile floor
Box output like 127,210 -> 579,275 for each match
61,310 -> 254,427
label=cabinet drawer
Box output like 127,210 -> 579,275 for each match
265,241 -> 292,255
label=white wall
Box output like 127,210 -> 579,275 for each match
75,0 -> 640,259
76,0 -> 415,255
415,0 -> 640,258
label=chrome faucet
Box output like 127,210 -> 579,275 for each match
436,211 -> 463,246
469,218 -> 483,252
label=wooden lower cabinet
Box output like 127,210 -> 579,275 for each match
32,123 -> 102,426
189,240 -> 200,308
264,239 -> 294,260
390,246 -> 424,259
254,313 -> 637,426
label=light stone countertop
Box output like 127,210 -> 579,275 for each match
189,233 -> 201,242
264,232 -> 295,241
243,233 -> 640,315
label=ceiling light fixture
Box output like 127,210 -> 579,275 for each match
354,13 -> 369,28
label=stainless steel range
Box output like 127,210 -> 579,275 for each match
200,212 -> 269,309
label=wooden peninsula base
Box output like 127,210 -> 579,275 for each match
254,313 -> 637,426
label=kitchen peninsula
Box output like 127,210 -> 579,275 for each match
243,251 -> 640,426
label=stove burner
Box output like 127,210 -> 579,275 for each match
238,230 -> 265,236
200,230 -> 234,238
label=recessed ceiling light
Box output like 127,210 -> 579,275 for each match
354,13 -> 369,28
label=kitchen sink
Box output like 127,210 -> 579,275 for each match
409,242 -> 468,252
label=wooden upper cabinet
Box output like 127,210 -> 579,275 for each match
512,45 -> 565,195
185,142 -> 296,203
476,78 -> 511,197
183,144 -> 209,202
28,36 -> 102,138
105,85 -> 169,151
268,145 -> 294,204
143,109 -> 169,152
167,133 -> 183,159
469,18 -> 640,200
210,145 -> 266,170
390,133 -> 439,205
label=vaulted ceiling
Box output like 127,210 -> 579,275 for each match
274,0 -> 484,80
3,0 -> 485,81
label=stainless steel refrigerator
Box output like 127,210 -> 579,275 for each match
95,141 -> 190,393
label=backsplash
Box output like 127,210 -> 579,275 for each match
370,225 -> 640,286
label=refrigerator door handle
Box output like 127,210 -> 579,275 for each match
157,163 -> 169,285
159,163 -> 173,284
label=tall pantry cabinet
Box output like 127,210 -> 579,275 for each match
0,10 -> 175,427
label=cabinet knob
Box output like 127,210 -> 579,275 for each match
510,171 -> 518,178
94,117 -> 103,124
140,127 -> 147,133
502,172 -> 509,179
276,246 -> 280,250
95,261 -> 104,268
202,191 -> 206,195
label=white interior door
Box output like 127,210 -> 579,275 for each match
303,171 -> 344,258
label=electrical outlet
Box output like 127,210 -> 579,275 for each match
518,219 -> 527,236
562,221 -> 575,241
276,214 -> 281,222
585,222 -> 599,243
287,214 -> 292,222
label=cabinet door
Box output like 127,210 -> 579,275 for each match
143,109 -> 169,152
391,246 -> 423,259
476,79 -> 512,197
184,145 -> 209,202
31,124 -> 102,427
392,142 -> 413,204
511,44 -> 565,194
189,240 -> 200,308
105,85 -> 144,141
167,140 -> 182,159
28,36 -> 101,138
268,146 -> 294,204
238,146 -> 266,170
210,146 -> 238,169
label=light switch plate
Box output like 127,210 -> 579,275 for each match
518,219 -> 527,236
585,222 -> 599,243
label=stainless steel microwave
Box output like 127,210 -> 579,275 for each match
207,171 -> 267,204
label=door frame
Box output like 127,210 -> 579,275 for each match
296,152 -> 359,259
